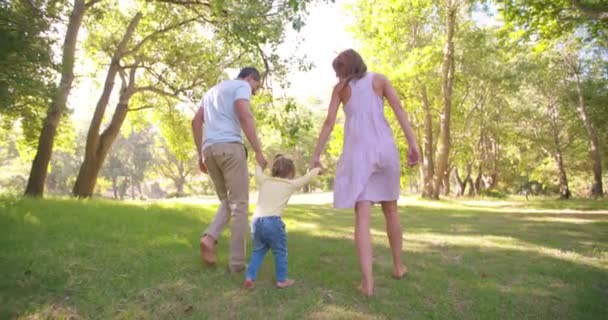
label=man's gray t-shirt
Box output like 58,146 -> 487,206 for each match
199,79 -> 252,150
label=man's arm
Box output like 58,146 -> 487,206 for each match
191,106 -> 207,173
235,99 -> 267,169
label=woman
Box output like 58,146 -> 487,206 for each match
311,49 -> 420,296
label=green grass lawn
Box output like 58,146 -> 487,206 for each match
1,196 -> 607,319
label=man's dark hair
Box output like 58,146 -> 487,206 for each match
237,67 -> 261,81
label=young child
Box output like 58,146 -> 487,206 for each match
244,155 -> 321,289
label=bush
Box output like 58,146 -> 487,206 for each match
480,189 -> 507,199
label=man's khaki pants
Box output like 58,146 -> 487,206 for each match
202,142 -> 249,270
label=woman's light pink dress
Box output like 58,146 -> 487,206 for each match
333,72 -> 401,209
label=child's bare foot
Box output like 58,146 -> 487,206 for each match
392,265 -> 408,279
199,235 -> 216,267
276,279 -> 295,289
243,279 -> 255,289
358,281 -> 374,297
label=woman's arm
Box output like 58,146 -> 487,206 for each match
380,74 -> 420,165
311,84 -> 343,167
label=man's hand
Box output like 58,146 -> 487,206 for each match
198,155 -> 208,174
255,152 -> 268,170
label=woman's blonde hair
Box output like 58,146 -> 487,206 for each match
271,154 -> 295,179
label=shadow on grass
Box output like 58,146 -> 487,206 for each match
1,197 -> 607,319
445,196 -> 608,212
286,203 -> 608,263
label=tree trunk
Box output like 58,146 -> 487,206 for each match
442,166 -> 451,196
176,178 -> 185,196
562,51 -> 603,197
119,177 -> 129,200
432,0 -> 457,199
464,164 -> 474,196
420,84 -> 435,198
454,167 -> 465,196
25,0 -> 87,197
573,73 -> 603,197
72,13 -> 142,198
547,100 -> 571,199
112,176 -> 118,199
554,151 -> 571,199
490,137 -> 499,188
137,182 -> 143,199
73,99 -> 132,197
131,175 -> 136,199
474,169 -> 482,196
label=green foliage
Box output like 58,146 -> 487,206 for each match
0,0 -> 64,142
349,0 -> 607,196
99,125 -> 155,199
499,0 -> 608,44
0,124 -> 28,194
252,95 -> 325,189
479,188 -> 507,198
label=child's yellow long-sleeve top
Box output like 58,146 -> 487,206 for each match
253,165 -> 320,217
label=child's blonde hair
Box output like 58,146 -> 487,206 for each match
271,154 -> 295,179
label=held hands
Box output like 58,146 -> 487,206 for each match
311,156 -> 324,174
200,151 -> 268,173
256,152 -> 268,170
198,154 -> 208,174
407,145 -> 420,167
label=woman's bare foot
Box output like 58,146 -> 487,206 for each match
358,281 -> 374,297
392,265 -> 407,279
276,279 -> 295,289
199,235 -> 216,267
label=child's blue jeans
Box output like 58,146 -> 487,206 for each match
245,216 -> 288,282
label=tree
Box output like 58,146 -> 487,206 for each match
0,0 -> 57,137
523,52 -> 575,199
500,0 -> 608,42
154,105 -> 197,196
349,0 -> 445,198
500,0 -> 606,197
24,0 -> 102,197
559,40 -> 604,196
100,135 -> 130,199
252,96 -> 318,189
72,0 -> 318,197
432,0 -> 463,199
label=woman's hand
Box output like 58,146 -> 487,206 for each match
406,145 -> 420,167
311,156 -> 324,173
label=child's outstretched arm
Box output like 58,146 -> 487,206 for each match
254,165 -> 266,185
290,167 -> 322,189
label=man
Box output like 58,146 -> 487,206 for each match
191,67 -> 267,273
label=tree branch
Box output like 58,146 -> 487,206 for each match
128,105 -> 156,112
149,0 -> 212,6
85,0 -> 103,8
123,17 -> 200,57
570,0 -> 608,21
256,44 -> 271,82
134,86 -> 179,97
